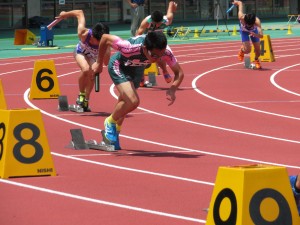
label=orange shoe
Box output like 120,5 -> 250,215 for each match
238,48 -> 244,62
253,59 -> 261,69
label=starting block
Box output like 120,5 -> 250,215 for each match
69,104 -> 85,113
244,57 -> 260,70
143,63 -> 158,87
58,95 -> 88,113
244,57 -> 251,68
148,72 -> 157,86
69,128 -> 116,152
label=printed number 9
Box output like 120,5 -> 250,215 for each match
213,188 -> 292,225
0,123 -> 5,160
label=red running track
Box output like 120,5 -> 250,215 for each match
1,37 -> 300,225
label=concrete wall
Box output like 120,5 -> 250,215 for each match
27,0 -> 41,18
123,0 -> 132,22
290,0 -> 298,14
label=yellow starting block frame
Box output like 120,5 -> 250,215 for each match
173,27 -> 190,40
287,14 -> 300,25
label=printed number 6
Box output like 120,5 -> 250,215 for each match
36,68 -> 54,92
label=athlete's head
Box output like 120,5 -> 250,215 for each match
92,22 -> 109,41
244,13 -> 256,27
151,10 -> 164,23
144,31 -> 167,51
143,31 -> 167,61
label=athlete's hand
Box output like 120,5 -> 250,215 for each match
92,62 -> 103,74
169,1 -> 178,12
166,88 -> 176,106
249,31 -> 259,38
232,1 -> 241,6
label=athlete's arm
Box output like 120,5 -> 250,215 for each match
233,1 -> 244,21
93,34 -> 123,73
166,62 -> 184,106
255,18 -> 263,38
56,10 -> 87,39
93,34 -> 117,73
136,17 -> 149,35
166,1 -> 177,24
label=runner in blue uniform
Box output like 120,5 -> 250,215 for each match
290,174 -> 300,214
92,31 -> 184,150
232,1 -> 263,69
56,10 -> 110,111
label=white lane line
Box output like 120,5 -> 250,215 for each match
53,152 -> 214,185
0,179 -> 206,224
192,63 -> 300,122
270,63 -> 300,96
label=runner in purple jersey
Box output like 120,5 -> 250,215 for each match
56,10 -> 110,111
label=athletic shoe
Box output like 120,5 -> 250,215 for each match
140,76 -> 145,87
253,59 -> 261,69
76,93 -> 85,106
144,81 -> 152,88
104,117 -> 117,143
82,100 -> 91,112
238,48 -> 244,61
163,73 -> 172,83
290,175 -> 300,214
114,132 -> 122,150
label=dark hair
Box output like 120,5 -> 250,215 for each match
144,31 -> 167,50
151,11 -> 164,23
92,22 -> 109,41
244,13 -> 256,26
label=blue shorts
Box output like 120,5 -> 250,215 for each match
289,175 -> 300,214
239,26 -> 260,43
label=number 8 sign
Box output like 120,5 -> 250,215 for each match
206,165 -> 300,225
0,108 -> 56,178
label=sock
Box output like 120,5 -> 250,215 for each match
116,124 -> 121,132
107,115 -> 117,124
79,92 -> 85,96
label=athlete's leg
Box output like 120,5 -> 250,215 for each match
112,81 -> 140,123
103,81 -> 139,146
238,30 -> 251,61
250,33 -> 261,69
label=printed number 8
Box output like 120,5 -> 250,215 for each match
0,123 -> 5,160
13,123 -> 43,164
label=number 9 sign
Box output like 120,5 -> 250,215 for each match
206,165 -> 299,225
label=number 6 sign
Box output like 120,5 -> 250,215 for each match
29,60 -> 61,99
